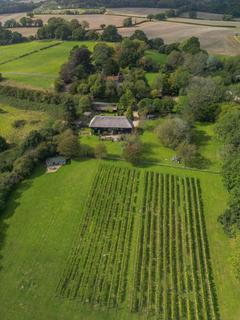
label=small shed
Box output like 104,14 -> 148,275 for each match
89,116 -> 133,135
46,156 -> 66,167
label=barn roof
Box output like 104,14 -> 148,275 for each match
89,116 -> 133,129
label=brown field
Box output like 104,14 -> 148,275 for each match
7,27 -> 38,36
106,7 -> 168,17
0,12 -> 27,24
119,21 -> 240,56
168,17 -> 240,28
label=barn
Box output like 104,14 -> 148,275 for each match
89,116 -> 133,135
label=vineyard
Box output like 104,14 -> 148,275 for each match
57,165 -> 220,320
57,165 -> 140,306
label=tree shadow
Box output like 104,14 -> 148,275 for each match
193,128 -> 211,147
0,165 -> 45,271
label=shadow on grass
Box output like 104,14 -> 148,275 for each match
194,128 -> 211,147
0,165 -> 45,271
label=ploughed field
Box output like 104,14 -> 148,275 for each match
0,159 -> 238,320
119,21 -> 240,56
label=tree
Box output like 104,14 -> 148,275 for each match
189,11 -> 198,19
180,37 -> 201,54
117,38 -> 146,68
123,17 -> 133,27
184,76 -> 225,122
101,25 -> 121,42
118,89 -> 136,114
166,50 -> 184,70
215,108 -> 240,149
176,141 -> 197,165
77,95 -> 92,115
155,117 -> 192,149
0,136 -> 8,153
130,30 -> 148,42
57,129 -> 80,159
152,73 -> 171,96
92,43 -> 115,69
54,78 -> 65,92
148,37 -> 164,50
122,134 -> 142,164
94,143 -> 107,159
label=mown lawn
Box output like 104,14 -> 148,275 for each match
0,159 -> 239,320
0,103 -> 49,144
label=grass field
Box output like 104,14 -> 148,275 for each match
0,41 -> 60,65
0,41 -> 102,89
0,159 -> 239,319
0,103 -> 49,144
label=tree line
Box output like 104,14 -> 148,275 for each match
0,1 -> 40,14
56,0 -> 240,17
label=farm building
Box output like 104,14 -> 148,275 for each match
89,116 -> 133,135
93,102 -> 117,113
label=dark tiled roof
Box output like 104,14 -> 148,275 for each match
89,116 -> 133,129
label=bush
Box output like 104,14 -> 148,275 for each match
122,134 -> 142,164
155,117 -> 192,149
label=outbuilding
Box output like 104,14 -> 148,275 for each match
89,116 -> 133,135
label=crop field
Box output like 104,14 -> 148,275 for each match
56,164 -> 219,319
131,172 -> 219,319
57,165 -> 140,306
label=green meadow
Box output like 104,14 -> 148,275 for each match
0,41 -> 103,89
0,103 -> 49,144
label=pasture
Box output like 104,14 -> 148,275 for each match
0,41 -> 102,89
0,159 -> 239,320
0,103 -> 49,144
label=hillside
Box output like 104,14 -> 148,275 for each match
56,0 -> 240,17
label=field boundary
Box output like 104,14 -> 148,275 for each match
0,42 -> 62,66
166,19 -> 237,28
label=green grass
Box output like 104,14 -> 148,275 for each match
81,119 -> 222,172
0,159 -> 239,319
0,41 -> 60,65
0,41 -> 104,90
0,103 -> 49,144
145,51 -> 167,85
145,50 -> 167,65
